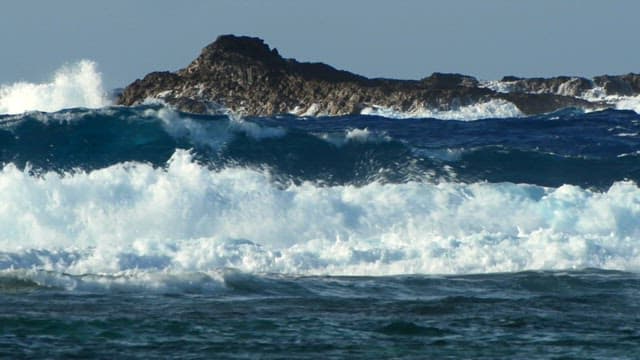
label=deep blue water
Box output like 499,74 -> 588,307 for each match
2,106 -> 639,188
1,105 -> 640,358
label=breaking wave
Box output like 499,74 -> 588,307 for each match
0,149 -> 639,292
360,99 -> 523,120
482,79 -> 640,115
0,60 -> 110,115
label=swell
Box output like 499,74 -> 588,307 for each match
1,106 -> 639,188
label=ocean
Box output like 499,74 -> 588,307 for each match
1,62 -> 639,359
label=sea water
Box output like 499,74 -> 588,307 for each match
0,61 -> 639,359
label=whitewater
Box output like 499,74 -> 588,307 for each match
2,61 -> 640,359
1,61 -> 640,283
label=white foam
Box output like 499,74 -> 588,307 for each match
578,91 -> 640,114
315,128 -> 392,147
302,103 -> 321,117
361,99 -> 523,120
483,80 -> 640,115
0,60 -> 110,115
481,80 -> 516,94
481,78 -> 590,97
140,106 -> 286,150
612,95 -> 640,114
0,150 -> 638,289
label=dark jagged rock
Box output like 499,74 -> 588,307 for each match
421,73 -> 479,89
501,76 -> 523,82
118,35 -> 637,116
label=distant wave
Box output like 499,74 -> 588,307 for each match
0,60 -> 110,115
482,79 -> 640,115
585,93 -> 640,114
360,99 -> 523,120
1,106 -> 639,188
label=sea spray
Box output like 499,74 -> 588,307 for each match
0,60 -> 109,115
360,99 -> 523,120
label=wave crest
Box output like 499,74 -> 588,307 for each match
0,60 -> 110,115
360,99 -> 523,120
0,150 -> 639,280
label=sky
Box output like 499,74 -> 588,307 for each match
0,0 -> 638,89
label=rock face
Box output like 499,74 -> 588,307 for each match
118,35 -> 638,116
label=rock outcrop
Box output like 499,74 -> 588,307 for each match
118,35 -> 638,116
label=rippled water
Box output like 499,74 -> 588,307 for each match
2,270 -> 639,359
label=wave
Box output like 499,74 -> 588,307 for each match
482,79 -> 640,115
1,106 -> 639,188
0,60 -> 110,115
583,92 -> 640,114
0,149 -> 639,289
360,99 -> 523,120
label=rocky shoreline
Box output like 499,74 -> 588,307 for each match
117,35 -> 639,116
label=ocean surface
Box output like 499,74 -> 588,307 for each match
1,62 -> 640,359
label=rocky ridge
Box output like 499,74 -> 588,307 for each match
118,35 -> 640,116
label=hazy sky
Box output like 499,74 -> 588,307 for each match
1,0 -> 638,89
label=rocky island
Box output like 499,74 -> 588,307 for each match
118,35 -> 640,116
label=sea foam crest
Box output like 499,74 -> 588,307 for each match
314,128 -> 392,147
0,60 -> 110,115
143,106 -> 286,150
615,96 -> 640,113
0,150 -> 639,290
482,79 -> 640,115
574,86 -> 640,114
360,99 -> 522,120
